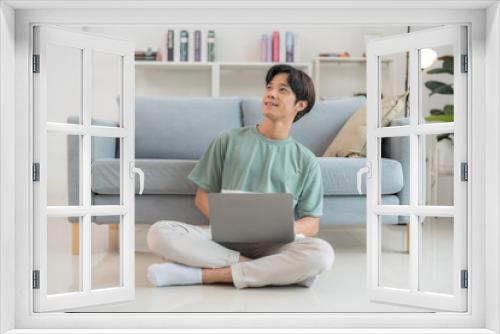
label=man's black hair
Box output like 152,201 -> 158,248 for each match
265,64 -> 316,123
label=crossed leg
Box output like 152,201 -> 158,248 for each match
147,220 -> 334,288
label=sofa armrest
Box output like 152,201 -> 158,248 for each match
66,116 -> 118,211
382,117 -> 410,223
67,135 -> 80,207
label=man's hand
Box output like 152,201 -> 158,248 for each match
294,216 -> 320,237
194,187 -> 210,219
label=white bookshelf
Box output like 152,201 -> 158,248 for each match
135,61 -> 311,70
134,57 -> 396,98
313,56 -> 394,96
135,61 -> 312,97
135,62 -> 213,69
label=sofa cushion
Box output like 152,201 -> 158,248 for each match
319,157 -> 403,195
135,96 -> 242,159
92,159 -> 198,195
92,194 -> 401,225
241,96 -> 366,156
92,157 -> 403,196
321,195 -> 400,225
322,93 -> 407,158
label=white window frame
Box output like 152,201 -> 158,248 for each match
1,1 -> 498,333
366,26 -> 468,312
32,26 -> 136,312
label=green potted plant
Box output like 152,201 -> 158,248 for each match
424,55 -> 454,141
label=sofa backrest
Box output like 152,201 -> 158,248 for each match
134,95 -> 366,159
241,96 -> 366,156
135,96 -> 242,159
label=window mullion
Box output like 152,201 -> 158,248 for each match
81,47 -> 92,293
409,48 -> 420,295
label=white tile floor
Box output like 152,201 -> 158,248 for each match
66,220 -> 455,313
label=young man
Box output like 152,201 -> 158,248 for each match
146,64 -> 335,288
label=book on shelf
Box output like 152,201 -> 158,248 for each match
260,31 -> 297,63
207,30 -> 216,62
260,34 -> 268,62
161,29 -> 216,63
167,30 -> 174,61
272,31 -> 280,62
194,30 -> 201,62
266,34 -> 272,62
180,30 -> 189,62
285,31 -> 294,62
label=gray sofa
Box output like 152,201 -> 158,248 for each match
68,96 -> 409,226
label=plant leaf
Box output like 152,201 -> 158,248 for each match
443,104 -> 454,115
430,108 -> 443,115
438,55 -> 453,63
425,80 -> 446,90
442,59 -> 454,74
434,84 -> 454,95
425,81 -> 454,95
424,114 -> 454,122
437,133 -> 453,141
427,67 -> 453,75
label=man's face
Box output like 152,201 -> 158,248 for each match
261,73 -> 307,123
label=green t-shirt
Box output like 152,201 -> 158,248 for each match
188,125 -> 323,219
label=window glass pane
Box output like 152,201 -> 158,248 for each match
379,215 -> 410,290
91,137 -> 121,206
47,132 -> 81,206
379,52 -> 409,128
420,133 -> 454,206
91,216 -> 121,289
91,51 -> 122,127
420,45 -> 454,124
46,44 -> 82,124
419,216 -> 454,294
47,216 -> 81,294
379,136 -> 410,206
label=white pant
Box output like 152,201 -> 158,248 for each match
147,220 -> 335,288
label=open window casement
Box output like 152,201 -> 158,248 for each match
33,26 -> 137,312
365,25 -> 468,312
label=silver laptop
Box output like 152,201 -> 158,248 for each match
208,193 -> 295,244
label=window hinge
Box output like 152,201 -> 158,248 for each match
33,163 -> 40,182
32,270 -> 40,289
32,55 -> 40,73
461,54 -> 468,73
461,269 -> 468,289
461,162 -> 468,182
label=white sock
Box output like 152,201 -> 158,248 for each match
297,275 -> 318,288
147,262 -> 202,287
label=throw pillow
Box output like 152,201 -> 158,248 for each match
322,92 -> 408,157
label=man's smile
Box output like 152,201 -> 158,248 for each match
264,101 -> 279,107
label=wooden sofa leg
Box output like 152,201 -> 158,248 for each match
109,224 -> 119,253
72,223 -> 79,256
73,223 -> 119,255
